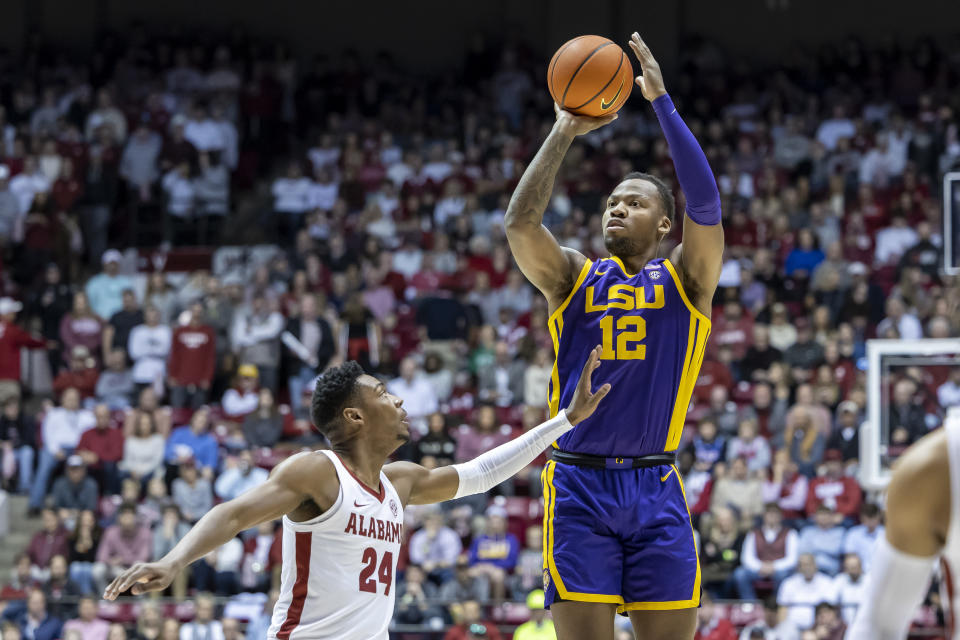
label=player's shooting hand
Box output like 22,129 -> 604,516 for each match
554,102 -> 618,137
103,561 -> 178,600
628,32 -> 667,102
565,345 -> 612,425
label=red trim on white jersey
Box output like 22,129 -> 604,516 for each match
333,451 -> 385,502
276,531 -> 312,639
945,557 -> 957,639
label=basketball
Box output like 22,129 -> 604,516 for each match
548,35 -> 633,117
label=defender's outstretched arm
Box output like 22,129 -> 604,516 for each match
387,345 -> 611,505
103,452 -> 337,599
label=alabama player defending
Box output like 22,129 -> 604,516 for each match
848,408 -> 960,639
102,347 -> 610,640
504,33 -> 723,640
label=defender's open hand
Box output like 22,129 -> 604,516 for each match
565,345 -> 612,425
103,561 -> 177,600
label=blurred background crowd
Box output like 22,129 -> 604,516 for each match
0,19 -> 959,640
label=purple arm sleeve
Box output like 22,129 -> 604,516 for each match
651,93 -> 722,226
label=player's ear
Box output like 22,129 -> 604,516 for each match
658,215 -> 671,239
342,406 -> 363,429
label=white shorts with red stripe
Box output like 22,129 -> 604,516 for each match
267,450 -> 404,639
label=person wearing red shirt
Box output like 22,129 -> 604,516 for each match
75,404 -> 124,494
805,449 -> 862,524
725,207 -> 759,251
824,341 -> 855,397
52,346 -> 100,399
27,508 -> 70,572
56,124 -> 88,177
694,355 -> 735,405
50,159 -> 84,212
709,300 -> 754,361
694,593 -> 736,640
0,297 -> 47,403
167,301 -> 216,409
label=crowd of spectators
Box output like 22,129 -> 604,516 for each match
0,22 -> 958,640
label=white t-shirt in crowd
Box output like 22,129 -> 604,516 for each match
162,171 -> 195,217
272,177 -> 313,214
777,572 -> 836,630
832,571 -> 868,624
128,323 -> 173,384
184,117 -> 226,152
306,181 -> 339,211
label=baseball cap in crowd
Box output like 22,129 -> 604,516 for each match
526,589 -> 546,610
66,455 -> 86,468
238,364 -> 260,379
848,262 -> 868,276
71,345 -> 91,360
838,400 -> 859,414
0,297 -> 23,315
824,449 -> 844,462
485,505 -> 507,520
101,249 -> 122,265
0,165 -> 9,180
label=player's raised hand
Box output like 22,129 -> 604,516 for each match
102,561 -> 178,600
628,32 -> 667,102
565,345 -> 612,425
554,102 -> 618,137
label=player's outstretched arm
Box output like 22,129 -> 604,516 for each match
504,106 -> 614,304
629,32 -> 723,315
103,452 -> 336,600
847,429 -> 947,639
386,345 -> 611,505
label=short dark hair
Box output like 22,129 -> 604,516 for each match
310,361 -> 365,439
620,172 -> 676,224
118,503 -> 137,517
814,601 -> 837,615
860,502 -> 881,519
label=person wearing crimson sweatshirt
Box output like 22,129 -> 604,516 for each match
693,592 -> 737,640
167,301 -> 216,410
75,404 -> 124,495
0,296 -> 47,403
805,449 -> 862,525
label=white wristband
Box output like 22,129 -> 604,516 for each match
452,409 -> 574,499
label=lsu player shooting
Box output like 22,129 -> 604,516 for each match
504,33 -> 723,640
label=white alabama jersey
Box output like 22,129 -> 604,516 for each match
267,450 -> 404,640
940,412 -> 960,638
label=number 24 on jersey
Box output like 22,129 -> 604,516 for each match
358,547 -> 393,595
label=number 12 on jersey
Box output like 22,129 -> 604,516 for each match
599,315 -> 647,360
359,547 -> 393,595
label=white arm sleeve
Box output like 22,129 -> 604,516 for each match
845,536 -> 937,640
452,410 -> 574,499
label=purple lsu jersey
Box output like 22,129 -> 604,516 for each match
548,256 -> 711,456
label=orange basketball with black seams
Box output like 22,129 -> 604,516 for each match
547,35 -> 633,117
